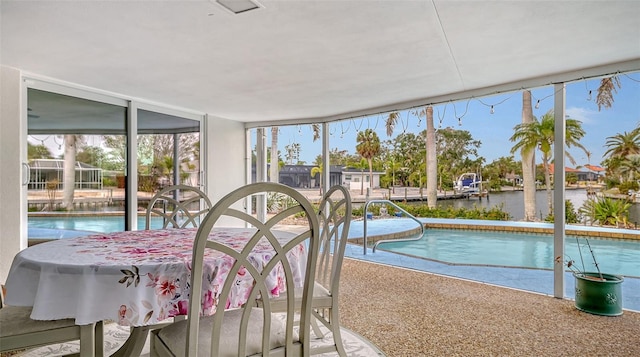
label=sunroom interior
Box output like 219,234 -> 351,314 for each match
1,0 -> 639,298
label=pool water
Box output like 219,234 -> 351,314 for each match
29,215 -> 167,234
379,229 -> 640,277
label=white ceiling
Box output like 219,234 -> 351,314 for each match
2,0 -> 640,126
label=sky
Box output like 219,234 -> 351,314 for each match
267,72 -> 640,168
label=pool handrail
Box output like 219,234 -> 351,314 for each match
363,199 -> 425,254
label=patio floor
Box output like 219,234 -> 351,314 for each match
338,257 -> 640,356
344,218 -> 640,313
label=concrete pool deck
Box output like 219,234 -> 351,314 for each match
344,217 -> 640,313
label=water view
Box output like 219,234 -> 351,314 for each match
436,188 -> 640,225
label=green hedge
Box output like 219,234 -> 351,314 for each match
353,203 -> 511,221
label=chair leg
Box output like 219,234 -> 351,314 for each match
109,326 -> 152,357
330,307 -> 347,357
79,323 -> 96,357
95,321 -> 104,357
310,314 -> 325,339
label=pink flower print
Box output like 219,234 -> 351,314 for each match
168,300 -> 189,318
177,300 -> 189,315
271,275 -> 284,296
202,289 -> 216,314
146,272 -> 159,287
122,247 -> 164,256
155,277 -> 178,301
118,305 -> 128,324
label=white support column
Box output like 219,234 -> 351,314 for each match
126,102 -> 139,231
256,128 -> 267,222
553,83 -> 566,298
173,133 -> 180,184
322,123 -> 330,196
245,128 -> 252,217
0,66 -> 26,282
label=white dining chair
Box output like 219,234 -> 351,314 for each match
150,182 -> 320,356
258,185 -> 352,356
308,185 -> 351,356
0,284 -> 103,356
145,184 -> 212,229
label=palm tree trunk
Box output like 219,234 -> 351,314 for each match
62,134 -> 76,210
521,91 -> 537,221
368,158 -> 374,190
543,157 -> 552,213
425,106 -> 437,208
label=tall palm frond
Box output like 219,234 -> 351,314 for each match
385,112 -> 400,137
596,76 -> 621,111
311,124 -> 321,142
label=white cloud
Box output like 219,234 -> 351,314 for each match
566,106 -> 598,125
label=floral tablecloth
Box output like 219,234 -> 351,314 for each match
4,227 -> 306,326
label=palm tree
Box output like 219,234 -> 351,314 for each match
619,154 -> 640,182
385,108 -> 438,207
519,91 -> 537,221
603,127 -> 640,181
62,134 -> 79,210
425,106 -> 437,208
510,109 -> 587,213
355,129 -> 381,191
603,128 -> 640,160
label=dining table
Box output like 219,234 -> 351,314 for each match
4,227 -> 307,356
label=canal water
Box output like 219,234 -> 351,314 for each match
436,188 -> 640,225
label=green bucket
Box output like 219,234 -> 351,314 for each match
574,272 -> 624,316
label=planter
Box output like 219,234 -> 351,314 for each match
574,272 -> 624,316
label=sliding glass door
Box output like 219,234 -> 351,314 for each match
137,108 -> 202,229
25,85 -> 203,241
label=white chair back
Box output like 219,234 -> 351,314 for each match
187,182 -> 319,356
316,185 -> 352,295
145,184 -> 212,229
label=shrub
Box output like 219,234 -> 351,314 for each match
354,203 -> 511,221
138,175 -> 158,192
604,177 -> 620,189
544,199 -> 580,224
579,197 -> 631,227
103,177 -> 117,187
618,180 -> 639,193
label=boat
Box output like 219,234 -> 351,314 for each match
453,173 -> 482,195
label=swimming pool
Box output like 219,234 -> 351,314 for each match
29,216 -> 640,278
378,229 -> 640,277
28,215 -> 166,234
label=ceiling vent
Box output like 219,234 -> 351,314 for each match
215,0 -> 263,14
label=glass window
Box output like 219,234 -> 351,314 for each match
27,88 -> 128,238
26,89 -> 203,240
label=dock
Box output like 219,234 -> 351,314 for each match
28,186 -> 489,211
